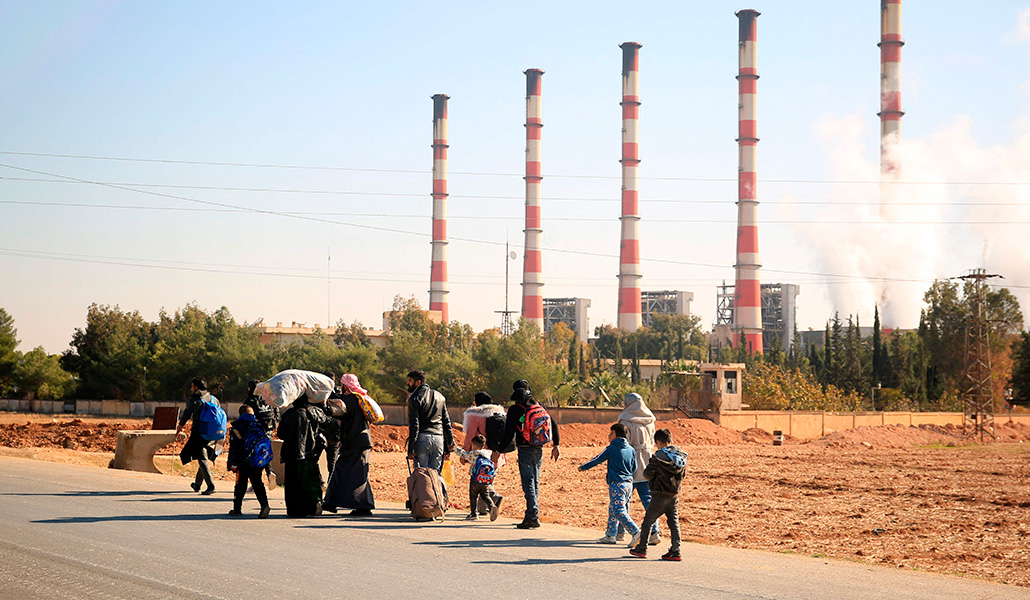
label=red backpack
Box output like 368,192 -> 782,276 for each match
521,404 -> 552,446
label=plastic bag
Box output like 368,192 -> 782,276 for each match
441,456 -> 455,487
254,369 -> 335,408
357,392 -> 385,424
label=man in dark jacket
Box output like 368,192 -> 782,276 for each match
175,377 -> 219,495
405,370 -> 454,471
276,395 -> 331,518
243,378 -> 280,489
498,385 -> 561,529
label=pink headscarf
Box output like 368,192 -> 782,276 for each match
340,373 -> 367,396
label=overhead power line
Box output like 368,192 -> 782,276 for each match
3,150 -> 1030,186
3,199 -> 1029,226
3,176 -> 1028,207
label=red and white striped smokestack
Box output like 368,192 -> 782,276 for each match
733,10 -> 763,354
879,0 -> 903,176
429,94 -> 450,323
617,42 -> 642,332
521,69 -> 545,330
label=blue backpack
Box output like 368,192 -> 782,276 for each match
244,425 -> 274,468
195,396 -> 227,441
472,454 -> 496,485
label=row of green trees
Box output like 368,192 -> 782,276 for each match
745,280 -> 1025,412
0,297 -> 708,407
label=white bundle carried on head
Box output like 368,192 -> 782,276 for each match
254,369 -> 335,408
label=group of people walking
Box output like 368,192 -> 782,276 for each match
174,370 -> 686,561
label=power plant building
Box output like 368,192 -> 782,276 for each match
641,290 -> 694,327
715,282 -> 799,355
543,297 -> 591,342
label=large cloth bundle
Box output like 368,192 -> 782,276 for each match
254,370 -> 335,408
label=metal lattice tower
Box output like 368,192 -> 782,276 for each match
959,269 -> 1001,442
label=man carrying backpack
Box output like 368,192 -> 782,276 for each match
244,378 -> 280,490
498,385 -> 561,529
175,377 -> 223,495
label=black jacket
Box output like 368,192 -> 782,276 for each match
338,393 -> 372,452
406,384 -> 453,453
498,401 -> 560,450
243,394 -> 280,433
276,399 -> 331,462
643,445 -> 688,496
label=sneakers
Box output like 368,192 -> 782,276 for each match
267,472 -> 277,491
201,487 -> 216,496
628,547 -> 647,558
515,519 -> 540,529
313,502 -> 323,516
489,502 -> 501,522
258,505 -> 270,519
661,549 -> 682,561
615,532 -> 626,542
347,509 -> 372,517
648,531 -> 662,545
227,509 -> 243,516
597,535 -> 618,544
190,482 -> 201,493
465,513 -> 479,521
628,531 -> 642,548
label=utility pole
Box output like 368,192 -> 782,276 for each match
496,242 -> 518,335
957,268 -> 1002,442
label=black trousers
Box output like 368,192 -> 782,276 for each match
233,464 -> 269,511
469,482 -> 497,513
634,493 -> 681,552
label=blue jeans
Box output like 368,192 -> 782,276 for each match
415,433 -> 447,500
618,480 -> 658,536
517,445 -> 543,521
414,432 -> 444,472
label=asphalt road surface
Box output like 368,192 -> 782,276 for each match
0,457 -> 1025,600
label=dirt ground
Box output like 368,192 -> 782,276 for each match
2,412 -> 1028,588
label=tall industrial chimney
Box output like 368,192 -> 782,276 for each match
521,69 -> 545,331
430,94 -> 450,323
733,10 -> 763,354
879,0 -> 903,176
617,42 -> 643,332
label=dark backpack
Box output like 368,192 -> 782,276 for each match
521,403 -> 552,446
485,412 -> 515,453
244,426 -> 274,468
196,397 -> 227,441
248,396 -> 277,431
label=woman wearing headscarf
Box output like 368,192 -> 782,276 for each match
322,374 -> 376,516
617,392 -> 660,544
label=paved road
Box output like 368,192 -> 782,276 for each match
0,457 -> 1025,600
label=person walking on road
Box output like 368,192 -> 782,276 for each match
226,405 -> 270,518
498,385 -> 561,529
175,377 -> 220,495
323,374 -> 376,517
617,392 -> 659,544
406,370 -> 454,503
243,378 -> 280,490
277,394 -> 331,517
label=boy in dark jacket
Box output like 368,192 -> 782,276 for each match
579,423 -> 641,547
227,406 -> 270,519
628,428 -> 688,561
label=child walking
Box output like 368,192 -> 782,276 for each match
227,406 -> 271,519
452,434 -> 503,521
628,428 -> 688,561
579,423 -> 641,547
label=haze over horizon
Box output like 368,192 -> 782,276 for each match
3,1 -> 1030,353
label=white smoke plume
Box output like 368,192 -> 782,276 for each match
789,114 -> 1030,329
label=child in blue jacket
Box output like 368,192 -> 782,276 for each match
579,422 -> 641,546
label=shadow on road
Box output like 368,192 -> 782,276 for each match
33,512 -> 242,524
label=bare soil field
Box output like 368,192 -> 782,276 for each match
2,412 -> 1028,587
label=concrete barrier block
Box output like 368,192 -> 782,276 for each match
790,413 -> 824,440
30,399 -> 43,413
854,413 -> 883,428
88,400 -> 103,415
130,402 -> 144,417
883,412 -> 911,426
17,399 -> 30,412
40,401 -> 56,414
0,399 -> 10,411
101,400 -> 125,416
112,430 -> 178,473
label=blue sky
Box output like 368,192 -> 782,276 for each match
3,1 -> 1030,352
